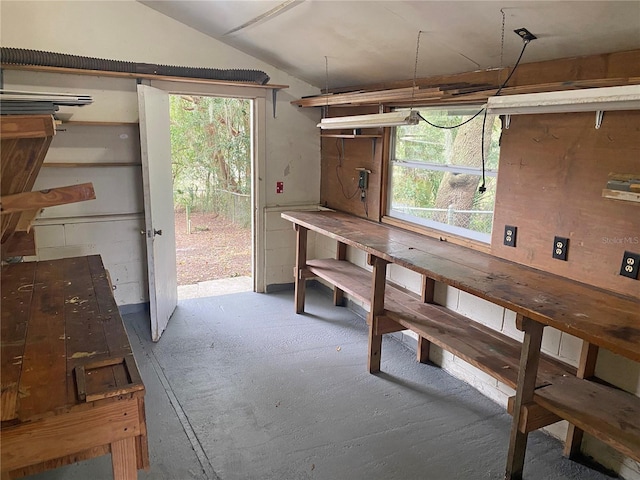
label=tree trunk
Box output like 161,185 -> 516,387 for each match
433,115 -> 494,228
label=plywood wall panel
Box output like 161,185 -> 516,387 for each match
320,106 -> 382,220
492,111 -> 640,299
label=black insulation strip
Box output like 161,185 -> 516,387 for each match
1,47 -> 270,85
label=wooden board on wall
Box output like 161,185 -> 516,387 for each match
492,111 -> 640,299
320,106 -> 383,220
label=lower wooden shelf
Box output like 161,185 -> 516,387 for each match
534,375 -> 640,462
304,258 -> 575,389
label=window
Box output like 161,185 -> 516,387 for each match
388,107 -> 502,243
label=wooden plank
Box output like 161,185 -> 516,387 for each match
505,317 -> 545,480
0,230 -> 35,258
602,188 -> 640,203
63,257 -> 111,404
506,398 -> 563,433
135,397 -> 150,471
307,258 -> 371,307
8,445 -> 110,478
333,241 -> 348,306
535,375 -> 640,462
1,398 -> 140,472
383,300 -> 573,389
294,225 -> 308,314
16,209 -> 41,232
368,256 -> 388,373
0,261 -> 36,421
0,115 -> 55,140
281,210 -> 640,362
324,50 -> 640,95
418,276 -> 436,363
564,342 -> 600,458
16,259 -> 68,420
1,117 -> 54,244
111,436 -> 137,480
1,182 -> 96,215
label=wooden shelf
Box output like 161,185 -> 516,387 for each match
305,258 -> 575,390
535,375 -> 640,462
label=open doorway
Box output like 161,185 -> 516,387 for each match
170,94 -> 252,300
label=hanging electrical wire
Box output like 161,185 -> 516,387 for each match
408,14 -> 533,193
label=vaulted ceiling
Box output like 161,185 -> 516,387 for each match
140,1 -> 640,89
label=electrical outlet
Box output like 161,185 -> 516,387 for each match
514,28 -> 537,42
620,251 -> 640,279
276,181 -> 283,194
553,236 -> 569,261
504,225 -> 517,247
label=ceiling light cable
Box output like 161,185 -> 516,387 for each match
410,30 -> 424,113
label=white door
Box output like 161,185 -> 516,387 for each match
137,84 -> 177,341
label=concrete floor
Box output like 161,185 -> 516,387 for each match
26,287 -> 613,480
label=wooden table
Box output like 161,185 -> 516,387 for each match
1,255 -> 149,479
282,209 -> 640,480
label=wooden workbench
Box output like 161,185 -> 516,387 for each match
282,209 -> 640,480
1,255 -> 149,479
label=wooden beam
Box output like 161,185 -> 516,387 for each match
326,49 -> 640,94
16,209 -> 41,233
563,342 -> 600,458
294,224 -> 308,314
507,397 -> 563,433
0,183 -> 95,215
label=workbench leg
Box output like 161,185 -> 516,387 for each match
333,241 -> 347,306
367,255 -> 388,374
563,341 -> 599,458
505,315 -> 544,480
111,436 -> 138,480
294,225 -> 308,314
417,276 -> 436,364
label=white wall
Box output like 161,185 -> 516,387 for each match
311,234 -> 640,480
1,0 -> 321,303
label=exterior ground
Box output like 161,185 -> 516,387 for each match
174,210 -> 251,286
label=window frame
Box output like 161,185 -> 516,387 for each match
383,105 -> 501,246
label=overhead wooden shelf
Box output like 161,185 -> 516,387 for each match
293,77 -> 640,108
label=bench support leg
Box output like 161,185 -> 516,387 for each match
417,276 -> 436,363
333,241 -> 347,306
111,436 -> 137,480
367,255 -> 388,373
505,316 -> 544,480
563,341 -> 599,458
294,225 -> 308,314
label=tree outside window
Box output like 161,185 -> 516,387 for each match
389,107 -> 501,243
